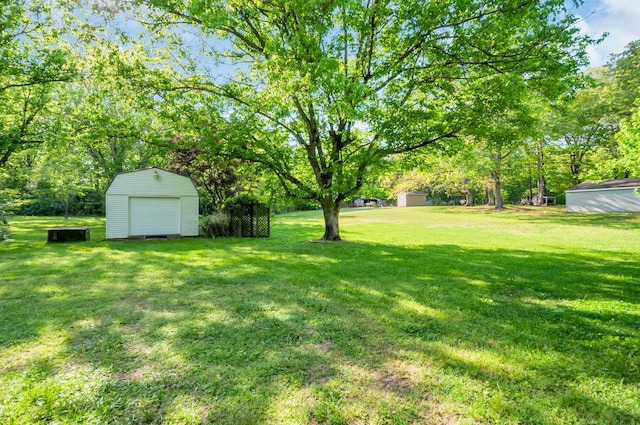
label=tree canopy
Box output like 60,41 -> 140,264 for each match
6,1 -> 640,240
0,0 -> 76,165
126,0 -> 592,239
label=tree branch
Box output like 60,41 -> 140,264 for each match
0,75 -> 75,93
379,131 -> 459,155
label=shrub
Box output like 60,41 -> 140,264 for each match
0,226 -> 10,241
200,212 -> 230,238
222,193 -> 262,209
16,191 -> 105,217
17,197 -> 65,216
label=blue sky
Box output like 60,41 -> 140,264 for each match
74,1 -> 637,70
570,0 -> 640,66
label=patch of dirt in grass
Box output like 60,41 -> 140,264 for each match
305,363 -> 333,386
117,365 -> 147,382
315,340 -> 334,353
303,340 -> 335,385
374,368 -> 415,394
415,400 -> 465,425
125,339 -> 153,356
373,360 -> 428,394
439,415 -> 461,425
116,336 -> 154,382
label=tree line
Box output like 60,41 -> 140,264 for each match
1,0 -> 639,239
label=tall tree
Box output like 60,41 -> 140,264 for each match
594,40 -> 640,178
607,40 -> 640,122
61,79 -> 167,186
464,74 -> 537,210
119,0 -> 590,240
616,104 -> 640,177
544,68 -> 616,183
37,142 -> 94,219
0,0 -> 76,166
166,135 -> 246,214
403,141 -> 490,206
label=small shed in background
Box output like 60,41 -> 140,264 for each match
398,191 -> 427,207
565,178 -> 640,212
105,168 -> 199,239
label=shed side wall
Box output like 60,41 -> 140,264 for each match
181,196 -> 199,236
566,188 -> 640,212
406,194 -> 427,207
106,194 -> 129,238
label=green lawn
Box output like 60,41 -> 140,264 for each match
1,207 -> 639,424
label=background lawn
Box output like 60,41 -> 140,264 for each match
1,207 -> 639,424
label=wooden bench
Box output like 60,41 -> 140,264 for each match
47,227 -> 90,242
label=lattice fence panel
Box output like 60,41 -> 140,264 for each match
256,203 -> 270,237
228,202 -> 270,238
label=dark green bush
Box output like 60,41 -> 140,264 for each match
222,193 -> 261,210
17,197 -> 65,216
16,190 -> 105,217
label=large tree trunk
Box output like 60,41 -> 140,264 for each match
464,190 -> 473,206
492,172 -> 504,211
486,186 -> 494,206
535,144 -> 546,205
569,151 -> 582,184
537,175 -> 546,205
1,207 -> 8,226
320,199 -> 341,241
63,198 -> 71,219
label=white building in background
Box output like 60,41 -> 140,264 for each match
565,178 -> 640,213
105,168 -> 199,239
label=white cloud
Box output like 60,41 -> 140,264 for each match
574,0 -> 640,67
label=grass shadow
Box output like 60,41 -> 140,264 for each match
1,214 -> 639,423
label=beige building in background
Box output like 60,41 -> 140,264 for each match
397,191 -> 427,207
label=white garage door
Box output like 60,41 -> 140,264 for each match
129,197 -> 180,236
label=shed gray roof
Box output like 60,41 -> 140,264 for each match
567,178 -> 640,191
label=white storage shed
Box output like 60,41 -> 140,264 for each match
105,168 -> 199,239
398,191 -> 427,207
566,178 -> 640,213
